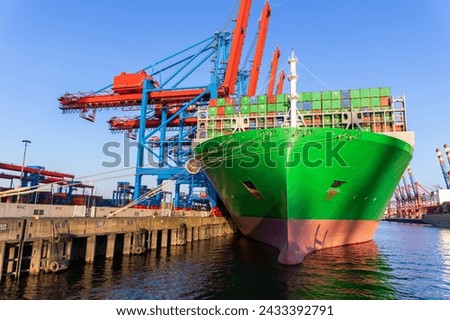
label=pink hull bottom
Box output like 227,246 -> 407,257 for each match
232,216 -> 380,265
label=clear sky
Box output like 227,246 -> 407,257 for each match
0,0 -> 449,197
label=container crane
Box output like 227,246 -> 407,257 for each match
436,147 -> 450,189
247,1 -> 271,97
58,0 -> 276,211
0,162 -> 89,204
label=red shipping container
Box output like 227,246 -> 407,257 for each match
217,107 -> 225,116
380,97 -> 391,107
268,95 -> 276,104
225,97 -> 234,106
209,99 -> 218,107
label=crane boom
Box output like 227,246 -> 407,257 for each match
266,47 -> 280,97
247,2 -> 271,97
407,167 -> 419,197
276,70 -> 285,95
221,0 -> 253,96
436,148 -> 450,189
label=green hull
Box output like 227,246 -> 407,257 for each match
195,127 -> 413,264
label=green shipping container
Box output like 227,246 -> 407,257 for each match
241,105 -> 249,114
258,95 -> 267,104
360,89 -> 370,98
361,98 -> 371,107
312,92 -> 322,101
250,105 -> 258,113
322,91 -> 331,100
380,87 -> 391,96
371,97 -> 381,107
351,98 -> 361,108
302,92 -> 312,101
217,98 -> 226,106
208,107 -> 217,117
370,88 -> 380,97
241,96 -> 250,105
225,106 -> 234,115
322,100 -> 332,109
331,90 -> 341,100
268,104 -> 276,113
332,100 -> 341,109
312,101 -> 322,110
259,105 -> 267,114
276,94 -> 288,103
276,104 -> 287,112
350,89 -> 361,99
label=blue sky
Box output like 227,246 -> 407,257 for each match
0,0 -> 449,197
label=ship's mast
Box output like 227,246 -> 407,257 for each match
288,50 -> 298,128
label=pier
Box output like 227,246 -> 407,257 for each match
0,205 -> 236,280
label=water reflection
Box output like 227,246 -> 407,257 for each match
438,229 -> 450,292
1,225 -> 450,300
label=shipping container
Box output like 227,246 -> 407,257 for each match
370,88 -> 380,98
312,101 -> 322,110
341,99 -> 351,108
302,92 -> 312,101
322,100 -> 332,110
361,98 -> 371,107
303,101 -> 312,111
217,98 -> 226,106
277,103 -> 288,112
360,88 -> 370,98
267,104 -> 276,113
380,97 -> 390,107
371,97 -> 381,108
322,91 -> 331,100
331,90 -> 341,100
380,87 -> 391,96
209,99 -> 218,107
350,89 -> 361,99
341,90 -> 350,99
312,92 -> 322,101
259,105 -> 267,114
276,94 -> 288,103
208,107 -> 218,117
241,96 -> 251,105
225,97 -> 234,106
250,105 -> 258,114
351,98 -> 362,108
258,95 -> 268,104
332,100 -> 341,109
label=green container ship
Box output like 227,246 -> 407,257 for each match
193,51 -> 414,265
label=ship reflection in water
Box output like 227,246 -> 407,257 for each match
1,222 -> 450,299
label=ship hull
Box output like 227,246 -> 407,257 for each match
195,127 -> 413,264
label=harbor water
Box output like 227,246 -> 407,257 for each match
1,221 -> 450,300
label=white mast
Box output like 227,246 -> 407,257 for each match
288,50 -> 298,128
